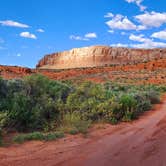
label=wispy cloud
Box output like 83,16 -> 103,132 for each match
70,32 -> 97,41
129,34 -> 146,42
0,20 -> 29,28
108,30 -> 114,33
129,34 -> 166,48
125,0 -> 146,11
110,43 -> 128,47
84,33 -> 97,38
37,28 -> 45,33
105,11 -> 166,32
20,32 -> 37,39
131,41 -> 166,48
135,12 -> 166,28
151,30 -> 166,40
70,35 -> 89,41
106,14 -> 137,30
16,53 -> 21,57
104,12 -> 114,18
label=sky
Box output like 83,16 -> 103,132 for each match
0,0 -> 166,68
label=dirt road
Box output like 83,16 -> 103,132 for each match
0,96 -> 166,166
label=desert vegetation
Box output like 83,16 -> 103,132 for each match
0,75 -> 165,145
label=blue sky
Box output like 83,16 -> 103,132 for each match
0,0 -> 166,68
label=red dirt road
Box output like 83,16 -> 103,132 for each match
0,96 -> 166,166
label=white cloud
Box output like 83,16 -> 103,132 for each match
70,35 -> 89,41
111,43 -> 128,47
108,30 -> 114,33
137,25 -> 147,30
37,28 -> 44,33
85,33 -> 97,38
129,34 -> 166,48
105,13 -> 148,31
20,32 -> 37,39
17,53 -> 21,57
125,0 -> 146,11
0,20 -> 29,28
135,12 -> 166,28
129,34 -> 146,42
151,30 -> 166,40
70,32 -> 97,41
104,12 -> 114,18
131,41 -> 166,48
106,14 -> 137,30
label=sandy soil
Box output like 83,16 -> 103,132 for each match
0,95 -> 166,166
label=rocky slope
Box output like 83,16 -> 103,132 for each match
36,46 -> 166,69
1,58 -> 166,84
0,65 -> 33,79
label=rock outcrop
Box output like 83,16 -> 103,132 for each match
0,65 -> 33,79
36,46 -> 166,69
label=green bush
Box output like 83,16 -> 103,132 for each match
43,132 -> 64,141
119,94 -> 137,120
0,76 -> 164,139
134,93 -> 152,116
3,74 -> 71,131
66,82 -> 108,121
61,113 -> 91,134
13,131 -> 64,143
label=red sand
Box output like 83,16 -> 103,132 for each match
0,95 -> 166,166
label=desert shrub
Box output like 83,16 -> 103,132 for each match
61,113 -> 91,134
119,94 -> 137,121
0,78 -> 8,111
157,85 -> 166,92
145,90 -> 160,104
134,93 -> 152,115
13,131 -> 64,143
13,132 -> 44,143
66,82 -> 108,121
5,93 -> 60,131
3,74 -> 71,131
0,76 -> 164,137
44,132 -> 64,141
93,98 -> 122,123
0,112 -> 7,128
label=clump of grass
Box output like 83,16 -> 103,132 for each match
60,113 -> 91,135
13,131 -> 64,143
44,132 -> 64,141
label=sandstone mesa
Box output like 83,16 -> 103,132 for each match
36,45 -> 166,69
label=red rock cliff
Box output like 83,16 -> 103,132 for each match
36,46 -> 166,69
0,65 -> 33,79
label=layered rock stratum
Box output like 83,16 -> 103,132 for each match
36,46 -> 166,69
0,46 -> 166,85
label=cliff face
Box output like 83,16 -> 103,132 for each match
36,46 -> 166,69
0,65 -> 33,79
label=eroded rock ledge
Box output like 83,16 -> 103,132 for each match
36,46 -> 166,69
